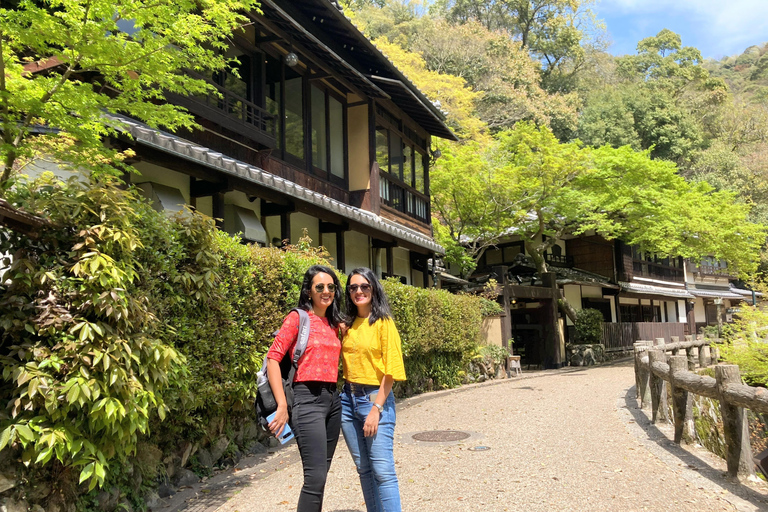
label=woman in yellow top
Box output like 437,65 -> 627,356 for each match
341,267 -> 406,512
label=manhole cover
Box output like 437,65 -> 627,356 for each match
468,445 -> 491,451
411,430 -> 471,442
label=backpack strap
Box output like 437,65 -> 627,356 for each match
291,308 -> 311,368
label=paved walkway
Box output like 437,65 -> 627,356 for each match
171,360 -> 768,512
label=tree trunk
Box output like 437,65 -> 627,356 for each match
525,239 -> 577,323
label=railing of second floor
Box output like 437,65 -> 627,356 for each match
632,260 -> 684,281
170,71 -> 277,147
697,264 -> 733,277
544,253 -> 574,268
379,173 -> 429,224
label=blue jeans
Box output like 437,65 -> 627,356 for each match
340,383 -> 401,512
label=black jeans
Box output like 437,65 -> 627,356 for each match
292,381 -> 341,512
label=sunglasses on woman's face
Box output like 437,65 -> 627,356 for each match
349,283 -> 371,293
313,283 -> 336,293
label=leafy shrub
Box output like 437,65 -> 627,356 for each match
574,308 -> 604,344
720,305 -> 768,386
478,344 -> 510,366
0,176 -> 180,490
385,280 -> 483,392
0,177 -> 486,505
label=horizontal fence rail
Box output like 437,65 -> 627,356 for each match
634,335 -> 761,478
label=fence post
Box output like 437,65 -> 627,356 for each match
637,342 -> 652,409
653,339 -> 669,422
711,341 -> 721,363
685,345 -> 696,371
633,342 -> 647,399
670,336 -> 680,356
668,356 -> 688,444
715,365 -> 755,478
648,349 -> 667,423
699,344 -> 711,367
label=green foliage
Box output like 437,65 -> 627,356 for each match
0,0 -> 259,184
477,344 -> 509,366
383,279 -> 484,392
0,175 -> 180,490
479,298 -> 503,317
431,0 -> 605,94
574,308 -> 603,344
720,305 -> 768,386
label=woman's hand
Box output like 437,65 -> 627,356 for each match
339,321 -> 349,337
269,404 -> 289,437
363,407 -> 380,437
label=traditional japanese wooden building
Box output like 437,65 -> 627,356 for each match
112,0 -> 455,286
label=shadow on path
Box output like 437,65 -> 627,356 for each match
622,386 -> 768,509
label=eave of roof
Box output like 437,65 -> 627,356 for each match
688,288 -> 743,299
111,115 -> 444,254
619,281 -> 694,299
262,0 -> 458,141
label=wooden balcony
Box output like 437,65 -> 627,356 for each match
167,74 -> 277,149
696,264 -> 733,277
632,261 -> 684,281
544,253 -> 574,268
379,172 -> 430,224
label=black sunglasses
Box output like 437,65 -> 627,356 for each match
349,283 -> 371,293
313,283 -> 337,293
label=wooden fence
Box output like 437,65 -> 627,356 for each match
603,322 -> 686,350
634,335 -> 768,477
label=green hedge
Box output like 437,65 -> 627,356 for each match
0,177 -> 485,508
385,281 -> 482,393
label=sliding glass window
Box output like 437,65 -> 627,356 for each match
310,84 -> 346,184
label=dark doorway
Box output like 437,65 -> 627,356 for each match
509,300 -> 547,368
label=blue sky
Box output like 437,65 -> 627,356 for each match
592,0 -> 768,60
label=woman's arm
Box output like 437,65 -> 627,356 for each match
363,374 -> 393,437
266,358 -> 289,436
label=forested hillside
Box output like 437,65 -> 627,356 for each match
342,1 -> 768,271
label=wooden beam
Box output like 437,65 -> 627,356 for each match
371,238 -> 396,249
190,179 -> 232,198
261,201 -> 296,217
319,221 -> 349,233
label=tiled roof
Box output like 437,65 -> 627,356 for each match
110,115 -> 444,254
687,288 -> 743,299
619,281 -> 694,299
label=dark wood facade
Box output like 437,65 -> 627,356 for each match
565,235 -> 614,280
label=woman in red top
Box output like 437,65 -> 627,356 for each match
266,265 -> 345,512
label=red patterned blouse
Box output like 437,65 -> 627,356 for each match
266,310 -> 341,383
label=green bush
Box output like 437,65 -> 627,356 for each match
0,177 -> 486,506
384,280 -> 483,393
721,305 -> 768,386
574,308 -> 604,344
0,176 -> 180,490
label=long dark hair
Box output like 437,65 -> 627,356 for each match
345,267 -> 392,325
297,265 -> 345,328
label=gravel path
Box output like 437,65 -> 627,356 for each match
183,360 -> 768,512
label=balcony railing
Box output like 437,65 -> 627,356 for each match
168,72 -> 277,148
379,173 -> 429,223
632,261 -> 684,281
697,264 -> 732,277
544,253 -> 574,268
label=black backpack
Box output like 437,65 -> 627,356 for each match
255,308 -> 311,432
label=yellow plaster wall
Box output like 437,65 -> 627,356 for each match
345,231 -> 370,271
348,102 -> 370,191
393,247 -> 410,284
291,212 -> 319,246
481,316 -> 503,347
